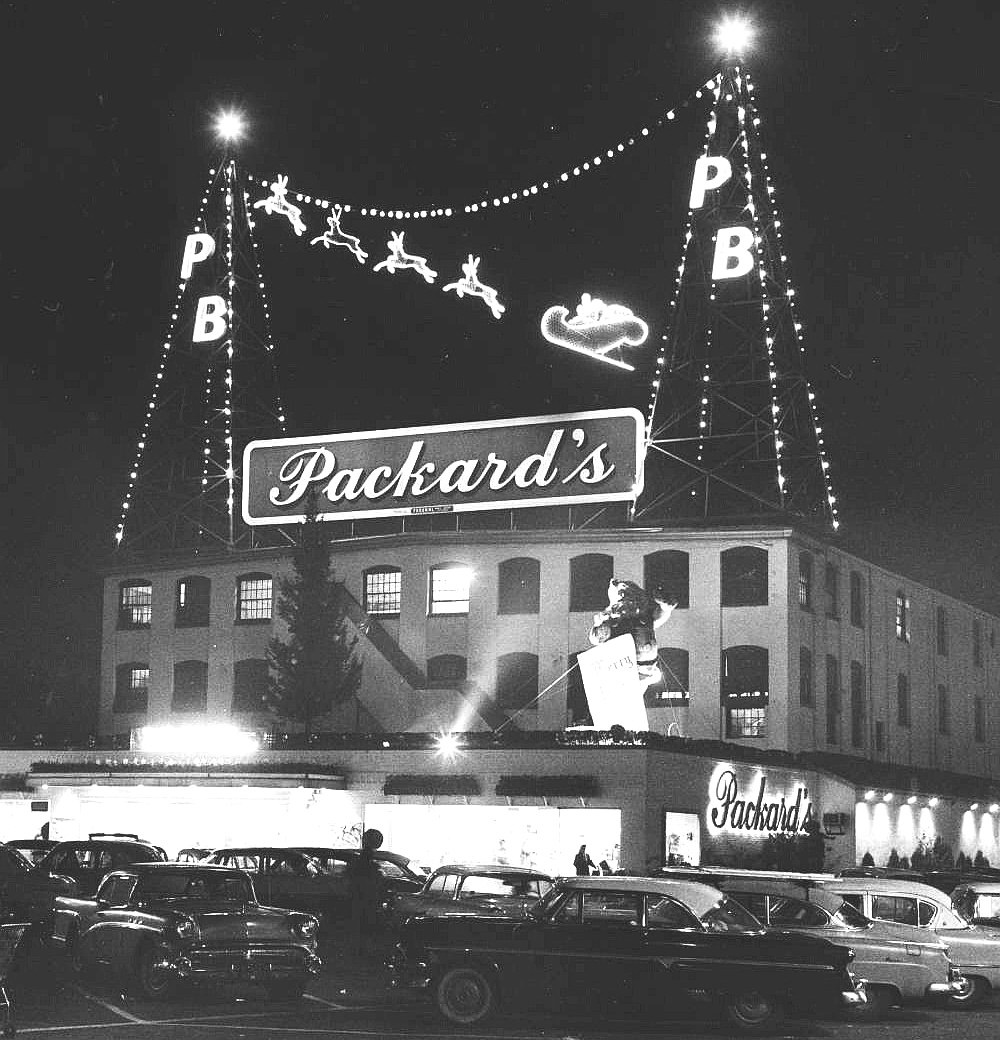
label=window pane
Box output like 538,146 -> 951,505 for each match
643,550 -> 690,610
238,576 -> 273,621
430,565 -> 471,615
497,558 -> 540,615
850,571 -> 864,627
176,576 -> 210,627
569,554 -> 613,612
114,664 -> 149,713
799,647 -> 813,706
647,648 -> 689,705
825,564 -> 839,617
172,660 -> 208,712
720,547 -> 768,607
365,568 -> 401,616
119,582 -> 152,627
726,706 -> 767,738
798,553 -> 812,610
233,659 -> 268,712
497,652 -> 538,710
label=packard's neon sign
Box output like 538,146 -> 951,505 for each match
707,767 -> 813,836
242,409 -> 644,525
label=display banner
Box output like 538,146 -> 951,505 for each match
576,634 -> 649,731
243,408 -> 644,525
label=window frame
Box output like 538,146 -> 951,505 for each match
118,580 -> 152,629
896,674 -> 911,728
428,562 -> 472,616
233,658 -> 269,713
798,552 -> 813,611
363,565 -> 402,617
497,557 -> 540,615
720,546 -> 769,607
172,659 -> 208,713
850,660 -> 865,749
825,654 -> 841,745
799,646 -> 813,707
849,570 -> 864,627
643,549 -> 690,610
824,563 -> 839,618
569,553 -> 613,612
236,573 -> 273,623
895,591 -> 911,643
646,647 -> 689,705
175,575 -> 210,628
113,663 -> 149,714
496,651 -> 539,710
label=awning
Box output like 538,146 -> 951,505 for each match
383,774 -> 481,796
495,775 -> 601,797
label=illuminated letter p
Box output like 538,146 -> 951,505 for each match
180,233 -> 216,280
689,156 -> 732,209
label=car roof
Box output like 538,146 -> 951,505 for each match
830,876 -> 951,900
559,875 -> 731,918
683,876 -> 849,914
48,839 -> 160,851
122,862 -> 247,874
432,864 -> 553,878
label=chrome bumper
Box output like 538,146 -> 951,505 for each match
174,946 -> 322,981
842,973 -> 867,1007
928,977 -> 967,997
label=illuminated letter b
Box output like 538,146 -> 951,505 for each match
712,227 -> 755,281
689,156 -> 732,209
193,295 -> 228,342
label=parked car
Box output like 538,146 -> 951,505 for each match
49,862 -> 321,999
388,875 -> 866,1033
388,864 -> 553,927
830,875 -> 1000,1007
952,879 -> 1000,928
206,847 -> 341,922
0,842 -> 76,922
35,835 -> 167,899
659,868 -> 963,1015
293,847 -> 425,913
3,839 -> 57,866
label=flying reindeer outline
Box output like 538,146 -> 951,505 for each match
443,254 -> 505,320
310,204 -> 368,264
253,174 -> 306,236
372,230 -> 437,283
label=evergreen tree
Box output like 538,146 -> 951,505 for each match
267,502 -> 361,739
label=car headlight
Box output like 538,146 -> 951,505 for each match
294,916 -> 318,940
173,915 -> 198,940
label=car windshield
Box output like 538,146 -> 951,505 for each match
137,871 -> 254,902
962,892 -> 1000,922
833,901 -> 871,928
701,896 -> 762,933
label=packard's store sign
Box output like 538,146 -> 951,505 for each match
242,408 -> 644,525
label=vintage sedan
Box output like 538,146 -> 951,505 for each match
952,879 -> 1000,927
50,862 -> 321,1000
389,875 -> 866,1033
831,875 -> 1000,1007
389,864 -> 552,928
293,847 -> 426,915
659,870 -> 963,1015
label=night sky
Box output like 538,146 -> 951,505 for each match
3,1 -> 999,731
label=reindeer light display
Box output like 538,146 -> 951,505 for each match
372,231 -> 438,283
253,174 -> 307,236
442,254 -> 504,319
310,204 -> 368,264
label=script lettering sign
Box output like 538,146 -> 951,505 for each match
707,767 -> 814,836
243,409 -> 644,525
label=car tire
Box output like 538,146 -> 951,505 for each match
435,964 -> 498,1025
132,943 -> 176,1001
949,975 -> 989,1008
858,984 -> 896,1019
723,989 -> 786,1034
267,979 -> 307,1001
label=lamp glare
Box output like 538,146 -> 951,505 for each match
714,16 -> 754,56
215,111 -> 246,142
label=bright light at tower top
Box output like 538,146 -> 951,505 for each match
214,110 -> 246,142
714,15 -> 754,56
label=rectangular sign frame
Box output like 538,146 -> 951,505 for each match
242,408 -> 645,526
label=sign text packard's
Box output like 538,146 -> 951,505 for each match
242,409 -> 645,525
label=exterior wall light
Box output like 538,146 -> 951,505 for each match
864,789 -> 877,801
970,803 -> 980,812
990,804 -> 999,814
882,792 -> 894,802
928,797 -> 939,807
906,795 -> 917,805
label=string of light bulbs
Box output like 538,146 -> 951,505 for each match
743,68 -> 840,530
115,164 -> 223,546
243,78 -> 718,225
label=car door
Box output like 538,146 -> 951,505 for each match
264,852 -> 325,914
88,873 -> 139,966
539,887 -> 644,1011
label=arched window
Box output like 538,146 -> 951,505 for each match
569,553 -> 613,612
172,660 -> 208,712
799,647 -> 813,707
798,552 -> 813,610
720,547 -> 768,607
113,663 -> 149,713
497,652 -> 538,710
826,654 -> 841,744
498,557 -> 540,615
646,648 -> 689,705
233,659 -> 269,713
850,661 -> 865,748
643,550 -> 689,609
236,573 -> 273,622
118,580 -> 152,628
896,673 -> 910,727
429,562 -> 472,615
427,654 -> 468,684
364,566 -> 401,616
175,575 -> 210,628
721,645 -> 768,738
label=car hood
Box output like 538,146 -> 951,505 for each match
146,900 -> 311,943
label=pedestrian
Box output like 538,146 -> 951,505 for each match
573,844 -> 596,876
347,828 -> 386,957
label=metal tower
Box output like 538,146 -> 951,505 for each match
114,160 -> 291,553
636,64 -> 839,531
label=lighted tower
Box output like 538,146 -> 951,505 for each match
636,27 -> 839,532
114,144 -> 290,553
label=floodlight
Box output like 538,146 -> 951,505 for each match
714,16 -> 754,57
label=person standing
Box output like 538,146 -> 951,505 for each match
347,828 -> 386,957
573,844 -> 596,876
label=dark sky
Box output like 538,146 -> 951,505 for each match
3,0 -> 999,710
